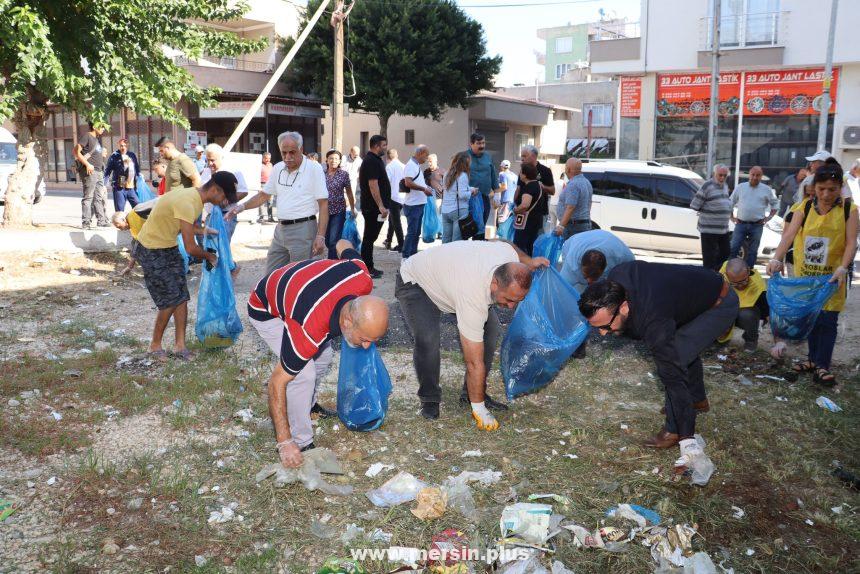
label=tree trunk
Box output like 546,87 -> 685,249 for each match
378,113 -> 390,139
2,99 -> 50,228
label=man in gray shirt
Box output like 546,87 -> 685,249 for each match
554,158 -> 592,239
777,168 -> 807,217
690,164 -> 733,270
729,165 -> 778,268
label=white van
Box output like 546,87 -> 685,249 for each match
579,159 -> 781,259
0,127 -> 46,205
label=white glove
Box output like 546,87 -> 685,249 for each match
471,401 -> 499,431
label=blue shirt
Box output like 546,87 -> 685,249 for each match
498,170 -> 518,204
556,174 -> 593,223
560,229 -> 635,293
468,149 -> 498,196
194,157 -> 207,173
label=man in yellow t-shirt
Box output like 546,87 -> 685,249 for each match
719,258 -> 769,352
133,172 -> 238,361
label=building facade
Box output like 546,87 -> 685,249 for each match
538,19 -> 634,83
590,0 -> 860,185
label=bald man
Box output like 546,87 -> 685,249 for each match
729,166 -> 778,268
719,258 -> 769,352
555,158 -> 593,239
395,240 -> 549,430
248,239 -> 389,468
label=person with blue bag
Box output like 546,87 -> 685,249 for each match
766,161 -> 859,387
395,240 -> 549,430
441,152 -> 478,243
467,133 -> 499,240
579,261 -> 738,465
401,145 -> 435,258
247,239 -> 389,468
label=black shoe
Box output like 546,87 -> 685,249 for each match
369,269 -> 383,279
573,340 -> 587,359
420,402 -> 440,420
300,442 -> 316,452
391,245 -> 403,252
267,217 -> 277,223
310,402 -> 337,418
382,241 -> 392,250
459,392 -> 509,411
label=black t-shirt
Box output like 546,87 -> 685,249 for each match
358,151 -> 391,213
516,162 -> 553,217
78,132 -> 104,171
517,180 -> 544,230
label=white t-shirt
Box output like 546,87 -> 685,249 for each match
402,158 -> 429,206
399,241 -> 519,342
386,159 -> 406,204
200,165 -> 250,212
343,154 -> 362,193
263,157 -> 328,220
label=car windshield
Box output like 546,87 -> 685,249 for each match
687,177 -> 705,188
0,143 -> 16,165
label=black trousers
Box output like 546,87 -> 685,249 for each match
361,210 -> 385,271
385,201 -> 404,247
700,232 -> 731,271
395,272 -> 500,404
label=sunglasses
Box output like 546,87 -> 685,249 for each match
592,305 -> 621,332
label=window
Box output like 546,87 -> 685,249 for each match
654,177 -> 695,207
515,133 -> 533,155
554,63 -> 574,80
405,129 -> 415,145
604,173 -> 654,202
582,103 -> 613,128
555,36 -> 573,53
710,0 -> 781,48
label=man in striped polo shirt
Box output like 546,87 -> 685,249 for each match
248,239 -> 389,468
690,164 -> 733,271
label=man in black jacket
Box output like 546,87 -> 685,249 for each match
104,139 -> 141,212
578,261 -> 738,451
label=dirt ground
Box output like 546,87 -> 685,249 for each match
0,235 -> 858,573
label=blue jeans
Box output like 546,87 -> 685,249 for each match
325,211 -> 346,259
402,204 -> 424,259
729,222 -> 764,268
808,310 -> 839,370
112,186 -> 140,212
441,208 -> 469,243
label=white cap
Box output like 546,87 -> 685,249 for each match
805,150 -> 833,162
500,160 -> 511,168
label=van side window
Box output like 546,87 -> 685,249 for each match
655,177 -> 694,207
583,172 -> 605,195
605,173 -> 653,202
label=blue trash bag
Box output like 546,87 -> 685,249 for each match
532,232 -> 564,267
195,208 -> 243,348
336,342 -> 392,431
341,210 -> 362,252
497,214 -> 515,241
176,233 -> 190,274
501,264 -> 591,400
421,197 -> 441,243
767,272 -> 836,341
469,193 -> 485,236
135,174 -> 156,202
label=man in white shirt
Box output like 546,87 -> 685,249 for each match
343,145 -> 363,207
227,131 -> 328,273
401,145 -> 434,259
395,241 -> 549,428
845,158 -> 860,199
383,148 -> 405,252
200,143 -> 250,243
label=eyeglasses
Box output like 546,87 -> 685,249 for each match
592,305 -> 621,332
278,169 -> 300,188
728,276 -> 750,288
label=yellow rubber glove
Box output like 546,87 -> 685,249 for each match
471,402 -> 499,431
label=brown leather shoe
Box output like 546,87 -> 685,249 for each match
643,428 -> 681,448
660,399 -> 710,415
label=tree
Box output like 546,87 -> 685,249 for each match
283,0 -> 501,138
0,0 -> 266,226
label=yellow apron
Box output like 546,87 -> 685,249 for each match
717,262 -> 767,342
793,199 -> 857,312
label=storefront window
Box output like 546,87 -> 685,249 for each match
619,117 -> 640,159
655,117 -> 736,178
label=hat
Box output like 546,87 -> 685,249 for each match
500,160 -> 511,168
805,150 -> 833,162
210,171 -> 239,204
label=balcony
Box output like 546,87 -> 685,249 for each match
698,11 -> 787,66
173,55 -> 275,73
589,21 -> 641,64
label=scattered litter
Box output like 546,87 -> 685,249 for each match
804,519 -> 814,526
500,503 -> 553,544
387,547 -> 422,568
46,476 -> 57,486
365,471 -> 427,507
50,410 -> 62,421
831,505 -> 844,514
448,469 -> 502,487
745,548 -> 755,556
106,507 -> 116,515
411,486 -> 447,520
208,505 -> 243,524
462,450 -> 483,457
234,408 -> 254,423
442,475 -> 478,519
195,555 -> 207,567
63,369 -> 82,378
738,376 -> 753,386
339,523 -> 365,545
675,435 -> 715,486
775,396 -> 788,402
620,423 -> 629,431
256,448 -> 352,496
731,506 -> 745,519
563,454 -> 578,459
102,539 -> 120,555
755,375 -> 786,382
815,396 -> 842,412
429,529 -> 469,569
551,561 -> 575,574
7,399 -> 20,407
832,466 -> 860,490
0,499 -> 18,521
529,493 -> 571,506
685,551 -> 718,573
607,504 -> 661,526
364,463 -> 395,478
127,498 -> 144,510
315,557 -> 367,573
717,354 -> 727,361
311,516 -> 337,539
368,529 -> 391,543
563,524 -> 604,549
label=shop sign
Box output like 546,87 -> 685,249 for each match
656,72 -> 742,117
743,68 -> 838,116
267,103 -> 325,118
199,101 -> 264,119
620,77 -> 642,118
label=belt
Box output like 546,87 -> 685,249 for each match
279,215 -> 316,225
712,279 -> 731,308
736,219 -> 764,225
572,219 -> 591,225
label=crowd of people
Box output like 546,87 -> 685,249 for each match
93,123 -> 856,473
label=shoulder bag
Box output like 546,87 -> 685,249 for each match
455,178 -> 479,239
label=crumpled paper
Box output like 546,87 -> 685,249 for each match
411,486 -> 448,520
255,448 -> 353,496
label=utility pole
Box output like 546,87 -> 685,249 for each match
706,0 -> 721,177
817,0 -> 838,151
332,1 -> 346,150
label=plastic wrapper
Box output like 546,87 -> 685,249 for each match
341,210 -> 362,252
469,193 -> 485,236
336,342 -> 392,431
501,262 -> 590,400
497,215 -> 515,241
815,396 -> 842,412
500,503 -> 553,544
365,471 -> 427,507
195,209 -> 243,348
429,529 -> 471,568
767,272 -> 836,341
135,174 -> 156,202
316,558 -> 367,574
442,478 -> 477,519
422,197 -> 442,243
532,232 -> 563,266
